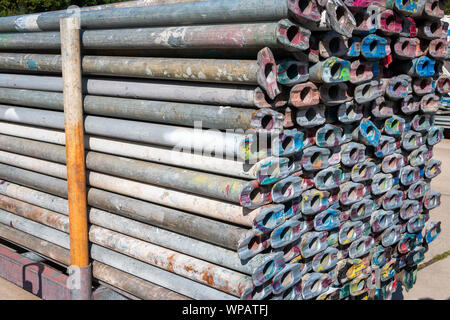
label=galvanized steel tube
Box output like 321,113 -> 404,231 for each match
0,22 -> 304,53
0,73 -> 286,108
0,135 -> 270,207
60,19 -> 91,297
0,187 -> 257,275
0,221 -> 191,300
0,219 -> 70,265
0,150 -> 66,179
0,87 -> 284,132
0,163 -> 252,251
0,105 -> 262,160
0,156 -> 269,231
0,122 -> 65,145
0,220 -> 235,299
0,0 -> 304,32
0,206 -> 252,297
89,226 -> 253,297
91,245 -> 238,300
0,53 -> 276,87
92,262 -> 191,300
0,121 -> 286,182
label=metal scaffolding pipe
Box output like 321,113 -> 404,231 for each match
0,156 -> 266,230
88,209 -> 259,276
0,181 -> 69,215
0,135 -> 65,163
1,218 -> 186,301
0,164 -> 260,253
89,226 -> 253,297
0,209 -> 70,247
60,17 -> 91,301
0,225 -> 189,301
0,51 -> 283,99
85,152 -> 270,207
0,0 -> 307,32
0,135 -> 272,207
0,219 -> 70,265
0,73 -> 286,108
0,142 -> 287,239
0,122 -> 65,145
8,154 -> 275,259
0,21 -> 306,53
5,0 -> 196,22
0,194 -> 69,232
0,150 -> 66,179
0,207 -> 252,297
0,1 -> 192,34
91,245 -> 237,300
0,187 -> 262,275
0,121 -> 288,183
92,262 -> 191,300
0,105 -> 263,161
0,221 -> 235,300
0,87 -> 284,132
84,184 -> 268,259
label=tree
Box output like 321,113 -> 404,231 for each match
0,0 -> 121,17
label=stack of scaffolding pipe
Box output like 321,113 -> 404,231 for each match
0,0 -> 447,300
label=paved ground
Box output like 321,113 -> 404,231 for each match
0,277 -> 40,300
401,139 -> 450,300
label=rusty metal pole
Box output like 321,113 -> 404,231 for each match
60,15 -> 91,300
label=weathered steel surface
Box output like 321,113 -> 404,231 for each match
91,245 -> 237,300
0,198 -> 252,297
0,87 -> 283,132
0,219 -> 236,300
0,0 -> 446,301
88,208 -> 258,275
86,152 -> 271,207
0,163 -> 251,251
0,53 -> 281,89
0,121 -> 65,145
0,0 -> 304,32
0,181 -> 281,278
92,262 -> 191,300
89,226 -> 253,297
0,222 -> 70,265
60,19 -> 91,299
0,194 -> 69,233
0,150 -> 66,179
0,195 -> 253,297
0,146 -> 275,236
0,73 -> 287,108
0,121 -> 289,182
0,164 -> 67,198
0,22 -> 304,52
0,105 -> 263,161
0,181 -> 69,215
0,134 -> 271,207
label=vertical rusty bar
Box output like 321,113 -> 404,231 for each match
60,15 -> 91,300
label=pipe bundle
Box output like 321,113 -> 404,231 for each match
0,0 -> 447,300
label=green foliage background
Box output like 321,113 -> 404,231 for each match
0,1 -> 121,16
0,1 -> 449,17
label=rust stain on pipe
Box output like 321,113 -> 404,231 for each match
60,17 -> 89,269
0,194 -> 69,233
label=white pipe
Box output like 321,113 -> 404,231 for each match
0,121 -> 277,180
0,150 -> 66,179
0,150 -> 259,227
